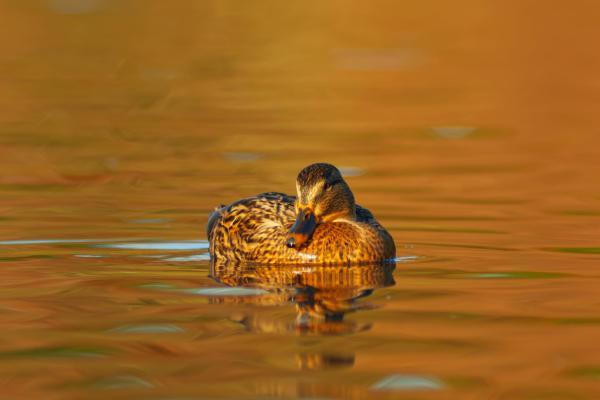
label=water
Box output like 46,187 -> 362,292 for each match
1,1 -> 600,399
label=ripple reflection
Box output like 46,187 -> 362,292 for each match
210,261 -> 396,336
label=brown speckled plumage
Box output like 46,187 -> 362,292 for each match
208,163 -> 395,264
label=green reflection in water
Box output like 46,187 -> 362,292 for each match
109,324 -> 184,334
138,283 -> 177,290
390,225 -> 506,234
61,374 -> 154,391
566,366 -> 600,379
0,255 -> 55,261
412,242 -> 518,251
89,375 -> 154,390
461,271 -> 565,279
0,346 -> 112,359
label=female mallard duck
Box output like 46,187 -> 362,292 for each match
207,163 -> 395,264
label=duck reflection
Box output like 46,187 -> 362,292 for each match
296,351 -> 355,371
209,261 -> 395,336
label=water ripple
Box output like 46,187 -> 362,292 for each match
95,241 -> 209,250
0,238 -> 112,245
109,324 -> 184,334
182,287 -> 269,296
166,253 -> 211,262
371,374 -> 445,391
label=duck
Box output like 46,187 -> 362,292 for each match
207,163 -> 395,264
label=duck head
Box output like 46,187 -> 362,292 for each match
286,163 -> 356,249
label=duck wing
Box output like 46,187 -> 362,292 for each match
208,192 -> 296,262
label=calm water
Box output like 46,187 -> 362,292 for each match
1,1 -> 600,399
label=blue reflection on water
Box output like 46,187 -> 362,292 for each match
371,374 -> 445,391
166,253 -> 211,262
95,241 -> 209,250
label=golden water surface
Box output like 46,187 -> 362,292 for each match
1,1 -> 600,399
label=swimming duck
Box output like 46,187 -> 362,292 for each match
207,163 -> 395,264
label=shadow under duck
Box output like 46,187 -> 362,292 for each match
207,163 -> 395,264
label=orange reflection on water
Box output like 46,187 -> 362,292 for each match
0,1 -> 599,399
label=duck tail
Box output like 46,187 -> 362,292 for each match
206,204 -> 227,238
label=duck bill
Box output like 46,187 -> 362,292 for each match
286,211 -> 317,249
